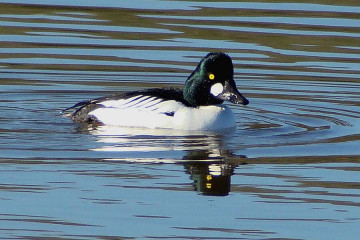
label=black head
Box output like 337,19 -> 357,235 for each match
183,52 -> 249,107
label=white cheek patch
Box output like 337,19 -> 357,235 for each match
210,83 -> 224,97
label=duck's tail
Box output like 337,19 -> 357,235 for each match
60,100 -> 92,115
61,99 -> 101,123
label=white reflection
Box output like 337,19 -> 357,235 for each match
82,125 -> 244,195
86,125 -> 234,160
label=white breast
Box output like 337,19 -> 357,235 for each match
88,96 -> 236,131
173,105 -> 236,130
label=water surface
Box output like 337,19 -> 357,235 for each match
0,1 -> 360,239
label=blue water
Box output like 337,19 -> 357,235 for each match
0,0 -> 360,239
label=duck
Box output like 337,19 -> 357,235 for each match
63,52 -> 249,131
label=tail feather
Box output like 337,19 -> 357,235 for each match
61,99 -> 101,123
61,100 -> 92,113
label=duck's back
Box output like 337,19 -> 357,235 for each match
65,88 -> 187,124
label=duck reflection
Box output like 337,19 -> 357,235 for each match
81,125 -> 246,196
183,159 -> 238,196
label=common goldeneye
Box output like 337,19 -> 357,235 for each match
64,52 -> 249,131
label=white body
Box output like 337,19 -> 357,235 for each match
88,95 -> 236,131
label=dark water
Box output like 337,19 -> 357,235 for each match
1,1 -> 360,239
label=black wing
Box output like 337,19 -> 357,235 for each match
63,88 -> 187,123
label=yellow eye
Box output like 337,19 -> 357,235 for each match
208,73 -> 215,80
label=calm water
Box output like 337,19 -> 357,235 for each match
1,0 -> 360,239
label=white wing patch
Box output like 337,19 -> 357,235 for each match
88,94 -> 186,128
99,95 -> 174,111
100,95 -> 157,108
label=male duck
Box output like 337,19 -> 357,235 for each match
64,52 -> 249,131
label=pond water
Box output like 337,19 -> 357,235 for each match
0,0 -> 360,239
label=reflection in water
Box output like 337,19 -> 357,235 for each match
86,125 -> 234,160
184,161 -> 237,196
83,124 -> 244,195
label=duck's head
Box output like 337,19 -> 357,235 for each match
183,52 -> 249,107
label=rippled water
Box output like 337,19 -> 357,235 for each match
1,1 -> 360,239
